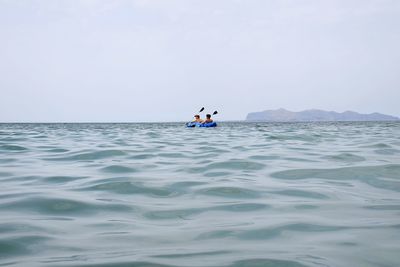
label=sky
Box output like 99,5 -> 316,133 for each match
1,0 -> 399,122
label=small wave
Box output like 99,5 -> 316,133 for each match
265,134 -> 318,142
228,258 -> 309,267
204,160 -> 266,171
1,175 -> 41,184
363,205 -> 400,210
80,181 -> 176,197
146,132 -> 161,138
0,145 -> 28,151
271,189 -> 329,199
197,146 -> 231,153
196,186 -> 261,198
45,150 -> 127,161
215,203 -> 269,212
0,235 -> 50,258
0,223 -> 43,234
0,196 -> 132,215
294,204 -> 319,210
40,176 -> 87,184
196,230 -> 235,240
0,171 -> 12,178
248,155 -> 280,160
100,165 -> 137,173
204,171 -> 232,177
0,137 -> 28,142
168,181 -> 207,189
143,208 -> 200,220
33,135 -> 48,139
322,153 -> 366,162
192,152 -> 221,159
238,223 -> 347,240
271,164 -> 400,192
362,143 -> 392,148
157,152 -> 186,158
153,250 -> 230,259
144,203 -> 269,220
45,148 -> 69,153
129,153 -> 156,160
283,157 -> 318,162
0,158 -> 17,164
374,148 -> 400,155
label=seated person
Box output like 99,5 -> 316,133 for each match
202,114 -> 213,123
192,115 -> 203,123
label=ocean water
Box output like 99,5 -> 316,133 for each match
0,122 -> 399,267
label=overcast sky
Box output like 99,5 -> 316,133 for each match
1,0 -> 399,122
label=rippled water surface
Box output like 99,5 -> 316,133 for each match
1,122 -> 400,267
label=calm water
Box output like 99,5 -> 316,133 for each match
0,122 -> 399,267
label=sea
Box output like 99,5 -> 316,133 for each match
0,122 -> 399,267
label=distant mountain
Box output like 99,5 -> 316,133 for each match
246,108 -> 400,122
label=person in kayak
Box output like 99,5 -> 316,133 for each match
192,115 -> 203,123
202,114 -> 213,124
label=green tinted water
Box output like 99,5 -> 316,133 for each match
0,122 -> 399,267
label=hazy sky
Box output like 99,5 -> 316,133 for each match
1,0 -> 399,122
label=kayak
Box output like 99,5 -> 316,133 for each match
186,122 -> 217,128
186,122 -> 217,127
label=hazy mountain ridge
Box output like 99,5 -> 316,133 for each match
246,108 -> 400,122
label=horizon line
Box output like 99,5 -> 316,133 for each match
1,120 -> 399,124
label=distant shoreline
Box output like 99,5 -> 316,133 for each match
246,108 -> 400,122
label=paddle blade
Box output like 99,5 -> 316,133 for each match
199,107 -> 205,113
213,110 -> 218,115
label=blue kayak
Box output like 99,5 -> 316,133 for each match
186,122 -> 217,128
